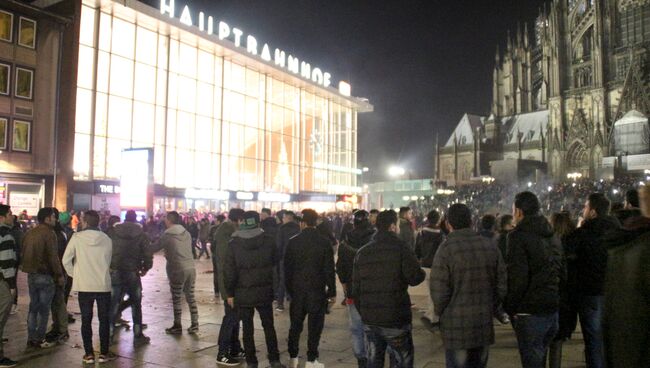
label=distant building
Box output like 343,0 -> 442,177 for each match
438,0 -> 650,185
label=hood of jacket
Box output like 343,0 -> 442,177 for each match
581,215 -> 621,235
347,225 -> 375,248
233,229 -> 266,250
232,227 -> 264,240
113,221 -> 144,240
516,215 -> 554,238
75,228 -> 110,247
164,224 -> 188,238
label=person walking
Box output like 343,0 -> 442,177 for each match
431,204 -> 506,368
336,210 -> 375,368
0,205 -> 18,367
213,208 -> 245,366
151,211 -> 199,335
107,210 -> 153,345
223,211 -> 285,368
62,210 -> 116,364
415,210 -> 444,331
21,207 -> 64,349
275,211 -> 300,311
285,209 -> 336,368
565,193 -> 620,368
352,210 -> 425,368
506,192 -> 564,368
603,185 -> 650,368
198,218 -> 211,259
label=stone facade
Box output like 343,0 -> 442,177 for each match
438,0 -> 650,185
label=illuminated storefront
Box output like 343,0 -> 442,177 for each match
71,0 -> 371,212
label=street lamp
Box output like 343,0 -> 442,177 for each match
388,166 -> 406,177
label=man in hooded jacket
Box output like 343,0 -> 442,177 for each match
151,211 -> 198,335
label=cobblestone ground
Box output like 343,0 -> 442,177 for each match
4,254 -> 588,367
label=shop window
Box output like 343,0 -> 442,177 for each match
14,67 -> 33,100
0,62 -> 9,95
111,17 -> 134,59
109,55 -> 133,98
0,10 -> 12,42
79,6 -> 96,47
12,119 -> 31,152
135,26 -> 157,66
18,17 -> 36,49
0,117 -> 7,150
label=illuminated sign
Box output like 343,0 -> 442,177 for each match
95,184 -> 121,194
160,0 -> 336,89
235,191 -> 254,200
185,188 -> 231,200
120,148 -> 153,209
257,192 -> 291,203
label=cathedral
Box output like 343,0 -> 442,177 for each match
436,0 -> 650,185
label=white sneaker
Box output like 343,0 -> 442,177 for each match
9,305 -> 18,315
305,360 -> 324,368
289,357 -> 299,368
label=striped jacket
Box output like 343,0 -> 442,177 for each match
0,223 -> 17,289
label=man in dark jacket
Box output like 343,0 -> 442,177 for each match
0,205 -> 18,366
496,214 -> 514,259
285,209 -> 336,368
603,185 -> 650,368
213,208 -> 245,366
260,208 -> 278,238
107,210 -> 153,345
398,207 -> 415,250
352,210 -> 425,368
478,214 -> 497,242
415,210 -> 444,331
565,193 -> 619,368
336,210 -> 375,368
45,208 -> 71,345
224,211 -> 284,368
506,191 -> 564,368
275,211 -> 300,311
431,204 -> 506,368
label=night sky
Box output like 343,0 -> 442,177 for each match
150,0 -> 546,181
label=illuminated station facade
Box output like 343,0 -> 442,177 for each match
0,0 -> 372,215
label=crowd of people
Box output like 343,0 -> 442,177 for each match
0,178 -> 648,368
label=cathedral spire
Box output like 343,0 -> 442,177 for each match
516,22 -> 522,47
507,30 -> 512,51
495,44 -> 500,64
523,22 -> 529,49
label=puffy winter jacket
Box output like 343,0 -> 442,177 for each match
224,228 -> 277,307
154,224 -> 195,276
415,227 -> 444,268
276,221 -> 300,257
352,231 -> 425,328
336,223 -> 375,289
284,227 -> 336,301
212,221 -> 237,300
108,221 -> 153,272
505,215 -> 564,315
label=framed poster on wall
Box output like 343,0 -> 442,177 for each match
12,119 -> 30,152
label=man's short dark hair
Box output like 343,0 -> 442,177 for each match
626,189 -> 639,208
498,214 -> 513,231
216,214 -> 226,223
399,207 -> 411,218
166,211 -> 181,225
301,209 -> 318,227
261,208 -> 272,216
481,214 -> 496,231
426,210 -> 440,226
37,207 -> 55,224
228,208 -> 245,222
125,210 -> 138,222
108,215 -> 121,227
369,209 -> 379,215
447,204 -> 472,230
84,210 -> 100,228
514,191 -> 541,216
0,205 -> 10,217
376,210 -> 398,232
588,192 -> 611,217
284,211 -> 296,219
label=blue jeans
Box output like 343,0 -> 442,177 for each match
445,346 -> 489,368
347,304 -> 366,359
364,324 -> 414,368
27,274 -> 56,343
576,295 -> 604,368
110,271 -> 143,336
512,313 -> 559,368
217,302 -> 242,354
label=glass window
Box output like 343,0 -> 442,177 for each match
96,51 -> 110,93
225,91 -> 245,124
109,55 -> 134,98
14,67 -> 33,100
79,6 -> 96,47
98,12 -> 112,51
134,63 -> 156,104
75,88 -> 93,134
0,117 -> 7,150
197,50 -> 214,84
132,102 -> 154,145
77,45 -> 95,90
195,116 -> 212,152
93,136 -> 106,178
18,17 -> 36,48
0,10 -> 12,42
136,27 -> 157,66
108,95 -> 132,141
214,56 -> 223,86
175,149 -> 193,188
157,34 -> 168,70
155,106 -> 166,145
106,138 -> 130,178
179,42 -> 197,78
245,68 -> 259,97
94,92 -> 108,136
12,120 -> 31,152
154,145 -> 165,184
156,68 -> 167,106
197,82 -> 213,117
212,119 -> 221,154
245,97 -> 259,128
226,61 -> 245,93
166,109 -> 177,147
177,76 -> 197,113
111,18 -> 135,58
73,133 -> 90,178
0,63 -> 9,95
176,111 -> 194,149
